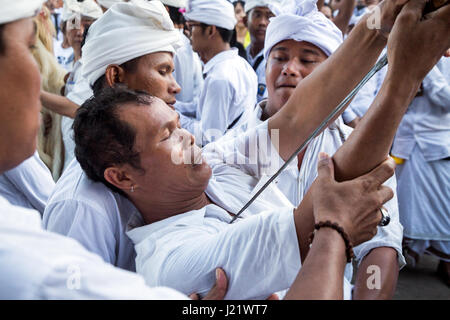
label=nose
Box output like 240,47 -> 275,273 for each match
170,75 -> 182,95
282,58 -> 301,78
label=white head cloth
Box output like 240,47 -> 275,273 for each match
82,0 -> 183,86
264,0 -> 343,61
62,0 -> 103,21
97,0 -> 125,9
185,0 -> 237,30
0,0 -> 45,24
244,0 -> 281,13
160,0 -> 187,7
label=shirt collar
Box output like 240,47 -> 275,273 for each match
203,48 -> 238,75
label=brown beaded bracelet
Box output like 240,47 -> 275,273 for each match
308,220 -> 355,263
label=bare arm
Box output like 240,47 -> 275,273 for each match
332,0 -> 355,35
353,247 -> 399,299
40,91 -> 79,118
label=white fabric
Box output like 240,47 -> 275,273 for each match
264,0 -> 343,61
235,101 -> 406,274
392,58 -> 450,162
0,152 -> 54,215
62,0 -> 103,20
82,0 -> 183,86
129,121 -> 353,299
176,49 -> 257,146
342,72 -> 378,123
97,0 -> 125,9
246,46 -> 268,103
185,0 -> 237,30
0,0 -> 44,24
0,196 -> 187,300
173,33 -> 204,105
392,58 -> 450,243
160,0 -> 186,7
63,60 -> 93,171
43,159 -> 144,272
244,0 -> 280,13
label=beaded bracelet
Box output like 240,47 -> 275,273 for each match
308,220 -> 355,263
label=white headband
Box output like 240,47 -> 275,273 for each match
82,0 -> 183,86
185,0 -> 237,30
97,0 -> 126,9
160,0 -> 187,7
62,0 -> 103,21
244,0 -> 280,13
0,0 -> 45,24
264,0 -> 343,61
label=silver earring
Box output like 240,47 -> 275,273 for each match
130,185 -> 135,193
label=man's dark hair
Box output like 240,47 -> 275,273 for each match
92,57 -> 141,96
167,5 -> 185,26
200,23 -> 233,44
0,24 -> 5,55
73,87 -> 154,195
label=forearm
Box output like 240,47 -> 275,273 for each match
332,72 -> 420,181
353,247 -> 399,300
270,13 -> 386,160
40,91 -> 79,118
285,228 -> 347,300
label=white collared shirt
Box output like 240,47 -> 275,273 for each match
237,101 -> 406,274
176,48 -> 257,146
43,159 -> 144,272
392,58 -> 450,162
0,195 -> 187,300
129,121 -> 353,299
0,152 -> 55,215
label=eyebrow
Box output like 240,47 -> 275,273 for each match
159,113 -> 180,133
301,48 -> 320,56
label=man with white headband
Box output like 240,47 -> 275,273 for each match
176,0 -> 257,146
243,0 -> 280,103
66,0 -> 450,299
97,0 -> 127,12
235,0 -> 404,299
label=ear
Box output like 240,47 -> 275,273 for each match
208,25 -> 216,39
104,166 -> 135,194
105,64 -> 127,88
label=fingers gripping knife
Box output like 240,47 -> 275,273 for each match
230,0 -> 449,226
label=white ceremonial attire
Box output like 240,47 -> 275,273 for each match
0,152 -> 55,215
62,59 -> 94,171
238,101 -> 406,277
342,74 -> 378,123
392,58 -> 450,259
246,46 -> 267,102
176,49 -> 257,146
43,159 -> 144,271
128,121 -> 353,300
0,195 -> 187,300
173,33 -> 204,107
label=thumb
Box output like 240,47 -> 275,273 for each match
202,268 -> 228,300
317,152 -> 334,182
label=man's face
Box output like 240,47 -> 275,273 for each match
265,40 -> 328,116
247,7 -> 274,45
0,18 -> 41,173
117,99 -> 211,203
122,52 -> 181,109
65,16 -> 95,55
186,20 -> 209,60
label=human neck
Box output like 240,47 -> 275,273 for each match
249,41 -> 264,58
131,191 -> 212,225
201,41 -> 231,64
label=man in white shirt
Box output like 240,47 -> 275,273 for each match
243,0 -> 278,102
68,0 -> 450,299
176,0 -> 258,145
0,1 -> 400,300
392,56 -> 450,285
234,1 -> 404,299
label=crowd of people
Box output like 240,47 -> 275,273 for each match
0,0 -> 449,300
